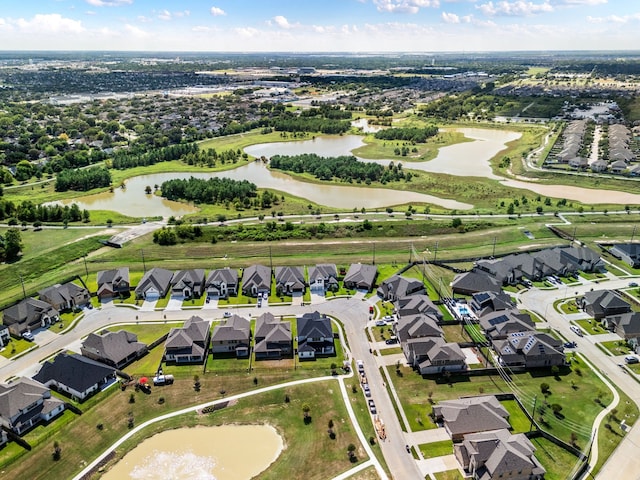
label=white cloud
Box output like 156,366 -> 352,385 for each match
16,14 -> 85,34
587,13 -> 640,24
235,27 -> 259,37
312,25 -> 326,33
373,0 -> 440,14
477,1 -> 553,16
442,12 -> 460,23
272,15 -> 292,29
85,11 -> 97,16
85,0 -> 132,7
192,25 -> 212,32
556,0 -> 607,5
124,23 -> 149,37
210,6 -> 226,17
158,10 -> 172,21
137,15 -> 152,23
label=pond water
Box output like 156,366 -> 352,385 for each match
101,424 -> 283,480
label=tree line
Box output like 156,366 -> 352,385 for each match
0,199 -> 89,223
160,177 -> 258,205
374,126 -> 438,143
110,143 -> 198,169
269,154 -> 412,184
55,167 -> 112,192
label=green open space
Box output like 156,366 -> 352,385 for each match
104,322 -> 180,346
598,340 -> 632,357
574,319 -> 607,335
418,439 -> 453,459
0,336 -> 37,359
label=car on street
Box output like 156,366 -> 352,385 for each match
223,311 -> 232,317
363,384 -> 371,397
563,341 -> 577,348
629,282 -> 638,287
356,359 -> 364,373
570,325 -> 584,337
22,331 -> 34,341
625,356 -> 639,364
375,320 -> 386,327
368,399 -> 376,414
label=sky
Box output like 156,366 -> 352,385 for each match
0,0 -> 638,52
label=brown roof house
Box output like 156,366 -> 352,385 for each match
579,290 -> 631,320
164,316 -> 211,363
135,267 -> 173,300
377,275 -> 425,301
395,294 -> 442,321
0,377 -> 65,436
603,312 -> 640,352
275,266 -> 306,295
308,264 -> 339,292
254,312 -> 293,360
33,352 -> 117,402
211,314 -> 251,358
81,329 -> 148,369
205,267 -> 238,298
241,264 -> 272,297
96,267 -> 130,299
2,298 -> 59,337
454,429 -> 545,480
39,281 -> 90,311
404,337 -> 467,375
470,291 -> 515,317
432,396 -> 511,442
343,263 -> 377,291
170,269 -> 206,299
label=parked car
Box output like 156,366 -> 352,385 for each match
570,326 -> 584,337
223,311 -> 232,318
385,337 -> 398,345
375,320 -> 386,327
22,331 -> 34,341
625,356 -> 639,364
363,384 -> 371,397
356,360 -> 364,373
563,341 -> 577,349
629,282 -> 638,288
368,399 -> 376,414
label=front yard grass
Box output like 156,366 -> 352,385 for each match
418,439 -> 453,459
0,337 -> 36,359
574,319 -> 607,335
371,325 -> 395,342
598,340 -> 632,356
559,300 -> 580,314
105,321 -> 180,346
434,470 -> 464,480
380,347 -> 403,356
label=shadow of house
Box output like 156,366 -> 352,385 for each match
343,263 -> 377,292
32,353 -> 117,402
275,266 -> 306,296
96,267 -> 130,300
211,314 -> 251,358
39,282 -> 90,311
377,274 -> 425,301
2,298 -> 59,337
171,269 -> 206,299
81,329 -> 148,369
432,396 -> 511,442
254,312 -> 292,360
454,429 -> 545,480
308,263 -> 339,293
0,377 -> 65,437
579,290 -> 631,320
164,316 -> 211,364
135,267 -> 173,300
241,264 -> 272,297
205,267 -> 238,298
297,311 -> 335,360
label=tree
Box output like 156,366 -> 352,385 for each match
52,441 -> 61,461
302,403 -> 311,424
540,382 -> 550,395
145,185 -> 152,194
3,228 -> 22,261
347,443 -> 357,462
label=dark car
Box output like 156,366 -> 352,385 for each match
385,337 -> 398,345
368,399 -> 376,414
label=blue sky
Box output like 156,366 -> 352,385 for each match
0,0 -> 637,52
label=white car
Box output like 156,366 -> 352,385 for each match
223,311 -> 232,318
375,320 -> 386,327
22,331 -> 34,341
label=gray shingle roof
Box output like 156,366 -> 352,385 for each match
33,353 -> 115,394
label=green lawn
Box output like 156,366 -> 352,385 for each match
502,399 -> 532,433
598,340 -> 632,357
463,324 -> 487,344
433,470 -> 464,480
531,436 -> 582,480
104,322 -> 181,345
0,337 -> 37,359
574,319 -> 607,335
418,439 -> 453,459
380,347 -> 403,356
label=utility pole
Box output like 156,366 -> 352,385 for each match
409,244 -> 413,265
492,237 -> 497,258
83,254 -> 89,279
19,273 -> 26,300
269,246 -> 273,272
433,241 -> 439,263
372,243 -> 376,265
529,395 -> 538,432
632,225 -> 637,243
572,225 -> 577,245
140,249 -> 147,273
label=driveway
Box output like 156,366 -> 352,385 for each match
165,296 -> 183,311
140,299 -> 158,311
201,296 -> 219,310
310,290 -> 326,305
416,455 -> 461,479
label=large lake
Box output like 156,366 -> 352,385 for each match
101,424 -> 283,480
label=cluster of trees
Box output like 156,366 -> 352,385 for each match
111,143 -> 198,170
0,228 -> 22,261
55,167 -> 111,192
270,115 -> 351,135
160,177 -> 258,205
269,154 -> 412,184
0,199 -> 89,223
374,125 -> 438,143
300,106 -> 352,120
182,148 -> 248,167
152,224 -> 203,245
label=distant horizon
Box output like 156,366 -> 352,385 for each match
2,1 -> 639,53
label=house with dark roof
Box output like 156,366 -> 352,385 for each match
395,294 -> 442,321
81,329 -> 148,369
603,312 -> 640,352
479,310 -> 535,341
275,266 -> 306,295
164,316 -> 211,363
308,264 -> 339,292
396,314 -> 443,344
451,271 -> 502,296
454,429 -> 545,480
96,267 -> 130,299
0,377 -> 65,436
432,396 -> 511,442
205,267 -> 238,298
610,243 -> 640,268
297,311 -> 335,359
33,353 -> 117,402
39,282 -> 90,311
404,337 -> 466,375
579,290 -> 631,320
377,275 -> 425,301
2,298 -> 59,337
210,314 -> 251,358
343,263 -> 377,291
0,324 -> 10,348
171,269 -> 206,298
241,264 -> 272,297
470,291 -> 515,317
135,267 -> 173,300
493,332 -> 565,368
254,312 -> 292,360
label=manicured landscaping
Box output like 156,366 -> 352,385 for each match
433,470 -> 464,480
418,439 -> 453,459
105,322 -> 181,346
598,340 -> 632,357
0,337 -> 37,359
574,319 -> 607,335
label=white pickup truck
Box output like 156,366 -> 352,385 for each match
153,374 -> 174,385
